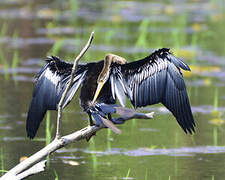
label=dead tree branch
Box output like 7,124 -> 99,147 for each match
1,31 -> 95,180
56,31 -> 94,139
0,31 -> 154,180
0,110 -> 154,180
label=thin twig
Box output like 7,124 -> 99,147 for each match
55,31 -> 94,139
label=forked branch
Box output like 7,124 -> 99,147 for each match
0,109 -> 154,180
0,32 -> 154,180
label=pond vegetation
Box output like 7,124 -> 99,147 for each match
0,0 -> 225,179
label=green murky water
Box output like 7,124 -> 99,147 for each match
0,0 -> 225,179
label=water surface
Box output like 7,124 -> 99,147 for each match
0,0 -> 225,179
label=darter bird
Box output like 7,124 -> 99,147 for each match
26,48 -> 195,138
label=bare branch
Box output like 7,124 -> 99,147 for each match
0,109 -> 153,180
56,31 -> 94,139
16,160 -> 47,180
0,31 -> 154,180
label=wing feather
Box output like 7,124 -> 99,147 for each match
26,56 -> 87,138
110,48 -> 195,134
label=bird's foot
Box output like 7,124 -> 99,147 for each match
111,117 -> 126,124
89,121 -> 96,126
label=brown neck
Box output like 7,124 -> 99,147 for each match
97,54 -> 127,83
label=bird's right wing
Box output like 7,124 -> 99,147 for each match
26,56 -> 87,138
110,48 -> 195,134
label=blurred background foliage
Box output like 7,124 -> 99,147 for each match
0,0 -> 225,179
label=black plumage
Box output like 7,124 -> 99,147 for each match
26,48 -> 195,138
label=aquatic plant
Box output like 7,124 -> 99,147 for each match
107,128 -> 111,151
0,148 -> 4,176
125,168 -> 131,180
46,111 -> 51,146
135,19 -> 150,48
213,127 -> 218,146
0,23 -> 7,38
145,169 -> 148,180
89,138 -> 98,171
12,50 -> 19,70
51,39 -> 64,56
54,169 -> 59,180
213,88 -> 219,112
0,23 -> 10,77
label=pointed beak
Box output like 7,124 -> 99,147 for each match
92,82 -> 104,104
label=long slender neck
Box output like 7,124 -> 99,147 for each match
97,54 -> 127,82
91,54 -> 127,104
97,55 -> 112,83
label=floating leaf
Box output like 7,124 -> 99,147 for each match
142,145 -> 157,150
209,118 -> 225,126
191,23 -> 202,32
191,65 -> 221,73
20,156 -> 28,162
210,110 -> 221,117
183,65 -> 221,77
203,78 -> 212,86
172,49 -> 197,60
112,15 -> 122,23
210,14 -> 225,22
164,5 -> 176,15
37,8 -> 56,18
62,160 -> 79,166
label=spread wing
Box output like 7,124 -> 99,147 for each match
110,48 -> 195,134
26,56 -> 87,138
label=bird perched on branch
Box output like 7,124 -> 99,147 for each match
26,48 -> 195,138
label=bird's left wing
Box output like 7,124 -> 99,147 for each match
26,56 -> 87,138
110,48 -> 195,134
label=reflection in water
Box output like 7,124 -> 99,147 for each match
56,145 -> 225,157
